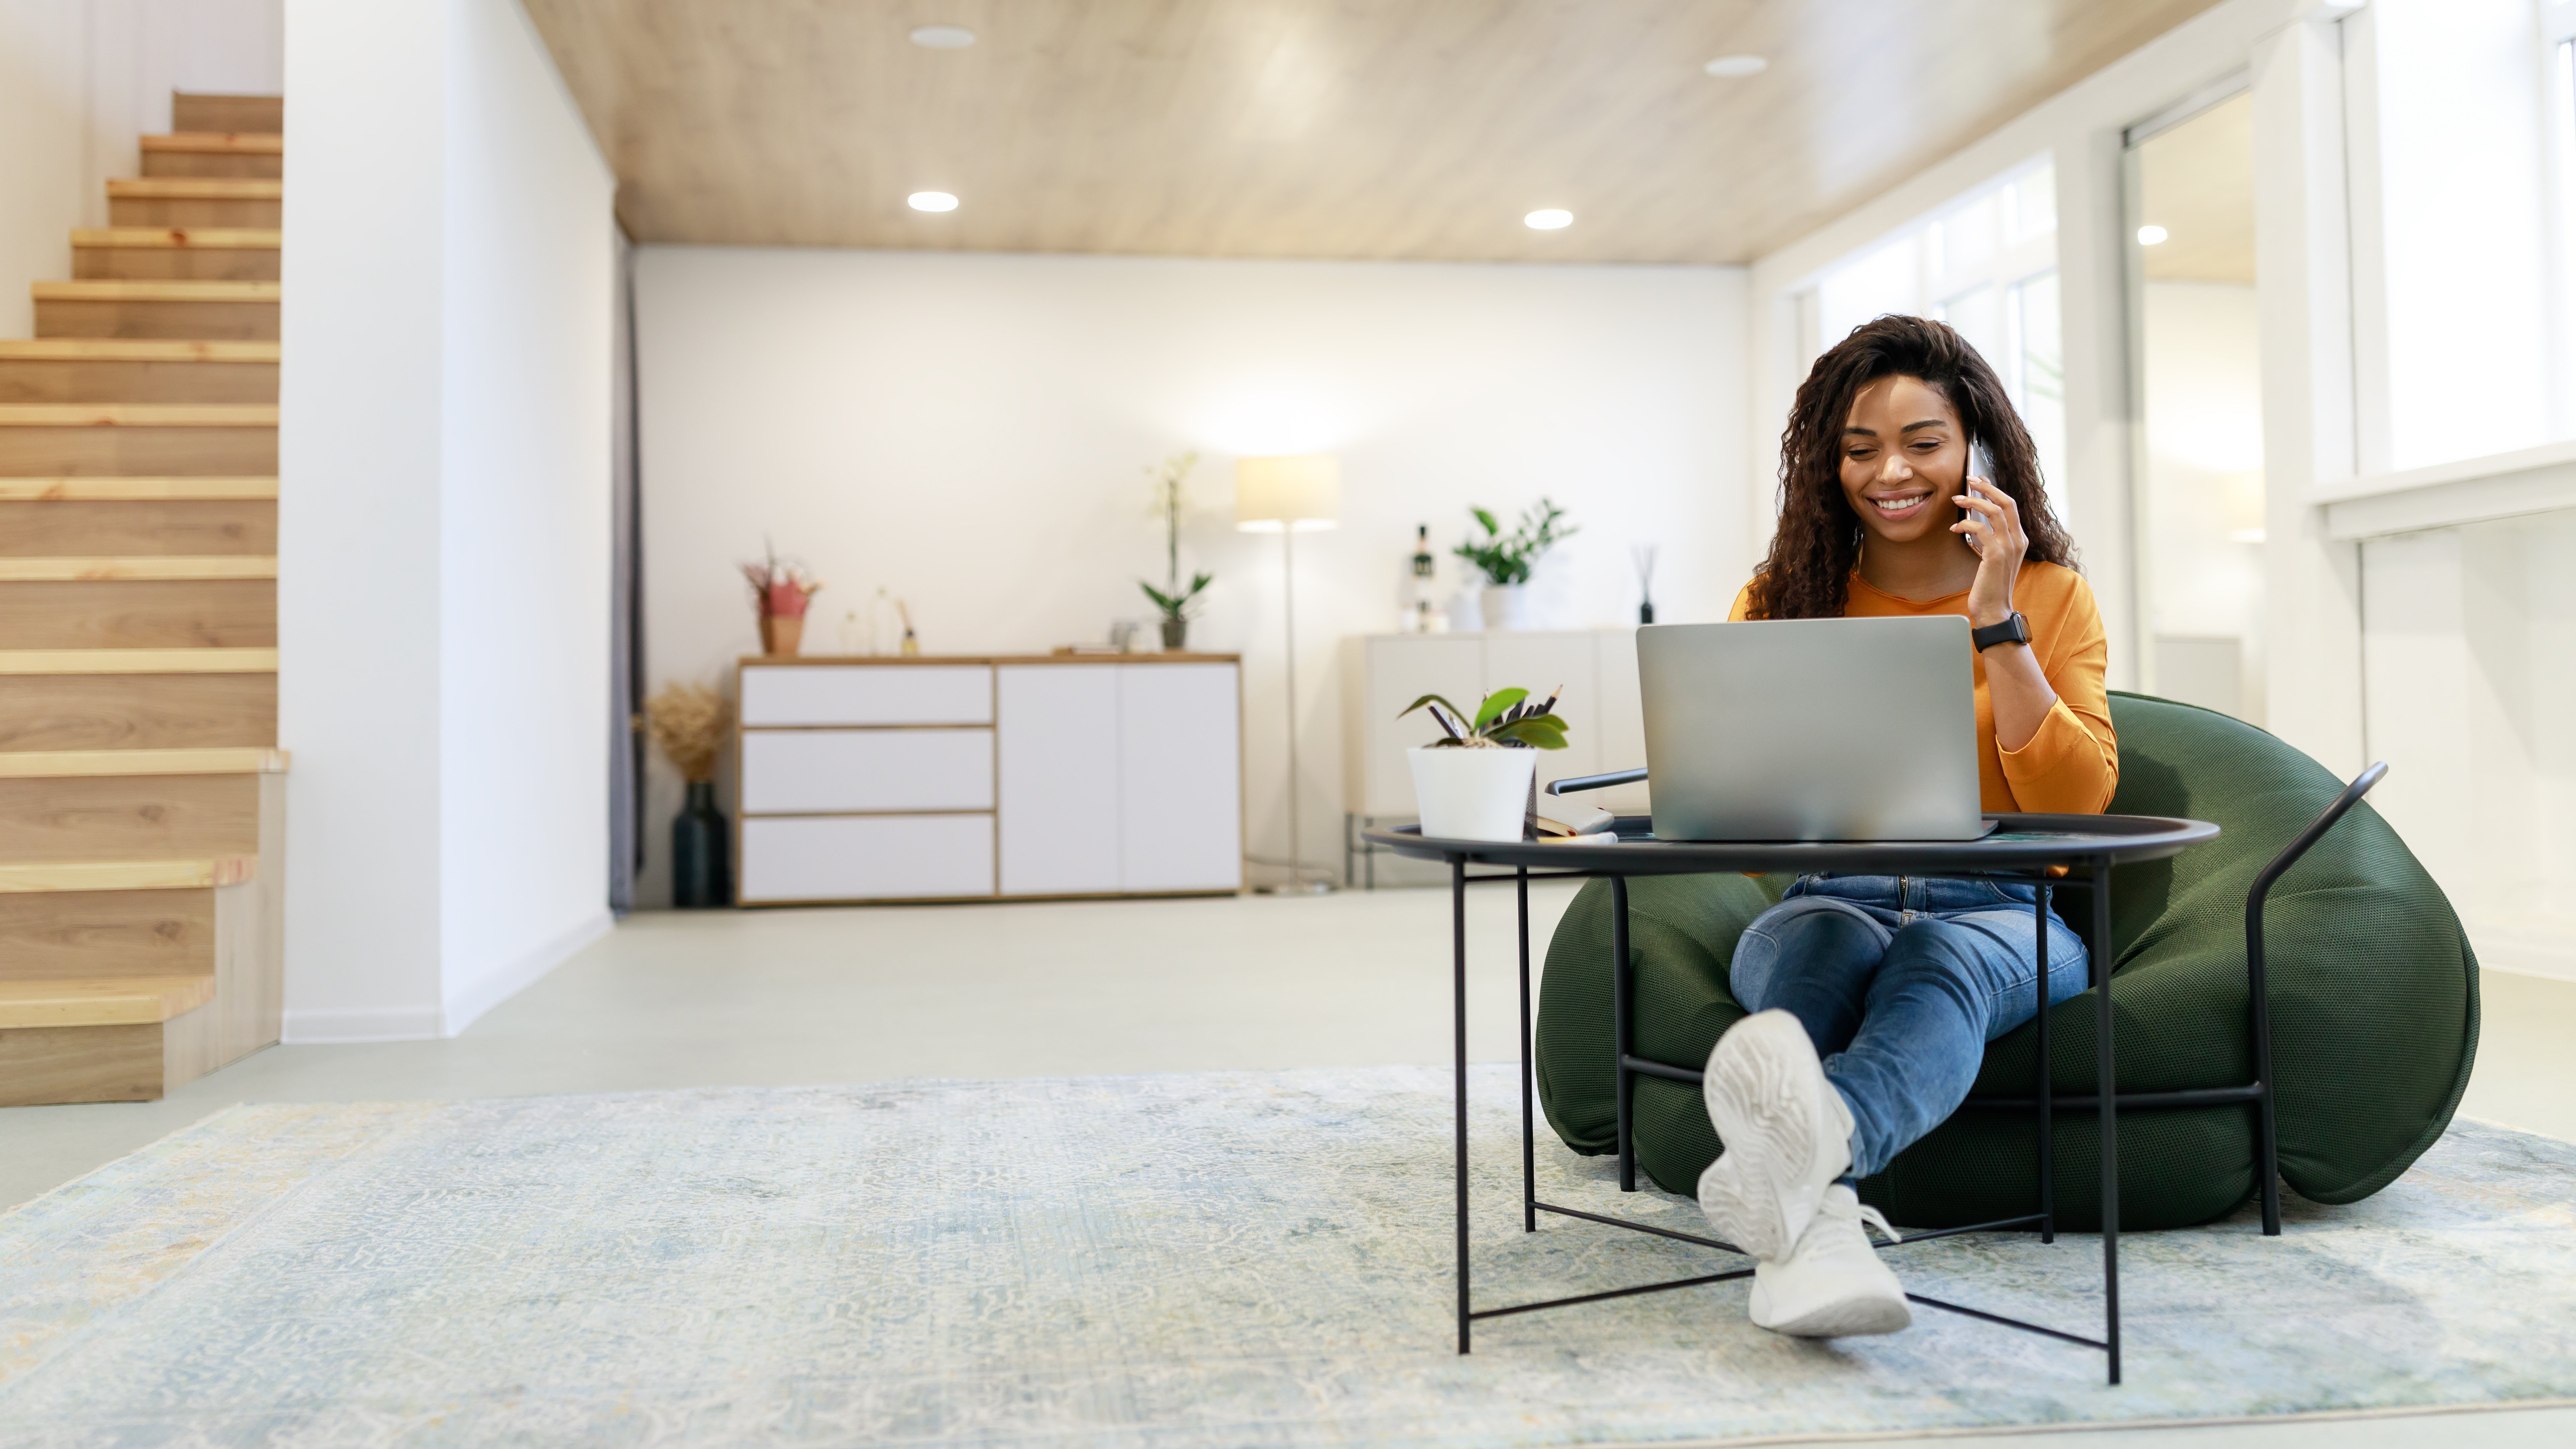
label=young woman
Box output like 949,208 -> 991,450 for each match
1694,315 -> 2117,1338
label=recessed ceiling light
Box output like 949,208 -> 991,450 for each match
1703,55 -> 1768,78
2137,224 -> 2169,245
909,25 -> 975,49
910,192 -> 959,212
1525,209 -> 1573,230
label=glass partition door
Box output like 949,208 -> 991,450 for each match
2124,87 -> 2266,723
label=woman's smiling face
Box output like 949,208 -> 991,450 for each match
1839,375 -> 1968,545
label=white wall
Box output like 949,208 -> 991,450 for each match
635,248 -> 1747,902
2362,510 -> 2576,981
437,0 -> 617,1028
278,0 -> 447,1041
281,0 -> 614,1040
0,0 -> 283,337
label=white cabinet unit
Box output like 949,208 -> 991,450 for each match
739,664 -> 991,726
739,729 -> 993,814
996,665 -> 1120,896
1118,663 -> 1244,892
737,656 -> 1242,905
740,814 -> 995,902
1340,629 -> 1650,825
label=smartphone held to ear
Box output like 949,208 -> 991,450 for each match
1960,437 -> 1995,552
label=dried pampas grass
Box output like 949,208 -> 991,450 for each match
643,682 -> 732,783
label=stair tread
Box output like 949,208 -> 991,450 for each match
0,404 -> 278,426
0,647 -> 278,675
0,555 -> 277,581
69,229 -> 282,251
0,747 -> 286,777
31,281 -> 280,303
106,179 -> 283,200
0,974 -> 218,1028
0,477 -> 277,501
0,857 -> 254,892
141,133 -> 284,155
0,340 -> 278,363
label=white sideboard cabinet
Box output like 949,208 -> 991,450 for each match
735,655 -> 1242,905
1339,630 -> 1649,861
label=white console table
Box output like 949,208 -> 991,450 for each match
734,655 -> 1242,905
1337,629 -> 1648,884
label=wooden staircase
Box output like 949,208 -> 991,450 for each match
0,92 -> 286,1106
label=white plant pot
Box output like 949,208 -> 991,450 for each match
1408,746 -> 1537,842
1480,583 -> 1534,631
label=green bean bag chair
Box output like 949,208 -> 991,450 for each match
1533,692 -> 2481,1231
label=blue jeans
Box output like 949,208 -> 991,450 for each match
1728,875 -> 2089,1179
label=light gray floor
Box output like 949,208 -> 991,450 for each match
4,886 -> 2572,1447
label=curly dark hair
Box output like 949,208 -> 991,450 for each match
1746,314 -> 2076,620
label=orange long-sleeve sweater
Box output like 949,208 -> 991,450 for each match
1728,561 -> 2119,815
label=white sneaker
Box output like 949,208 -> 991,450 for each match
1695,1009 -> 1856,1262
1750,1184 -> 1911,1337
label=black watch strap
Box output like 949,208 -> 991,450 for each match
1971,611 -> 2031,652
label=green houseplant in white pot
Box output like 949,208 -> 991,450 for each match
1401,687 -> 1568,840
1453,499 -> 1575,631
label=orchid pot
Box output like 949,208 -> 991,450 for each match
1407,745 -> 1538,842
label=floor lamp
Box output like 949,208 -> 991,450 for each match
1235,455 -> 1340,894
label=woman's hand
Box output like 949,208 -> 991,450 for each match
1952,475 -> 2026,628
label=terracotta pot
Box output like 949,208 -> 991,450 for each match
760,613 -> 805,656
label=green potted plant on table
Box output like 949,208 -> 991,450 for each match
1400,687 -> 1567,841
1139,450 -> 1213,649
1454,499 -> 1576,631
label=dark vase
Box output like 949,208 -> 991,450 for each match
672,780 -> 731,908
1638,601 -> 1656,624
1160,617 -> 1189,650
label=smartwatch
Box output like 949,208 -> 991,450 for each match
1971,611 -> 2031,652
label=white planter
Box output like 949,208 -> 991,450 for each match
1480,583 -> 1534,630
1408,745 -> 1537,841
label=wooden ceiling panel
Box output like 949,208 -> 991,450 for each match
522,0 -> 2231,264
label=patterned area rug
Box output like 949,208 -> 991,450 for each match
2,1066 -> 2573,1447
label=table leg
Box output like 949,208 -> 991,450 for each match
1519,866 -> 1536,1233
2093,857 -> 2121,1385
1612,874 -> 1635,1194
1453,856 -> 1472,1355
2036,879 -> 2054,1245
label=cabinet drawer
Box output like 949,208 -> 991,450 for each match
739,814 -> 995,902
739,664 -> 992,726
741,728 -> 993,813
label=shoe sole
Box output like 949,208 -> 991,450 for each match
1755,1289 -> 1913,1338
1700,1012 -> 1831,1261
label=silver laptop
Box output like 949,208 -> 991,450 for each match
1635,617 -> 1984,841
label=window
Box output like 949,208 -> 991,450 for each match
1799,159 -> 2065,506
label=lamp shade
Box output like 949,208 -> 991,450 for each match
1234,455 -> 1341,532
